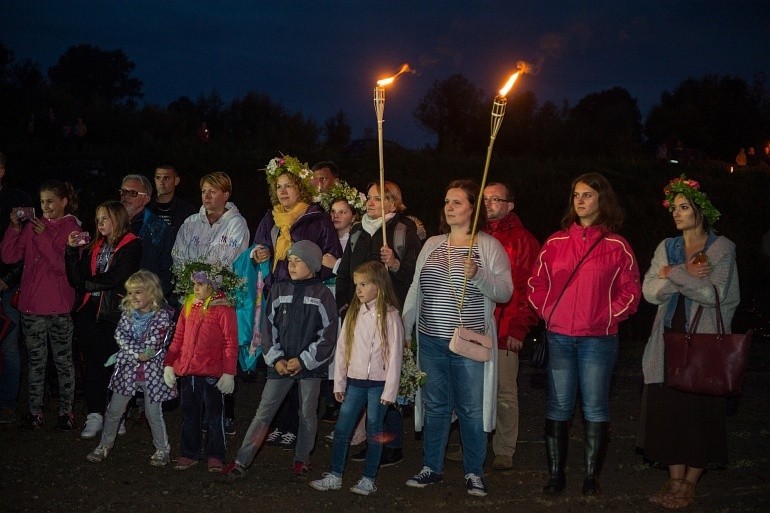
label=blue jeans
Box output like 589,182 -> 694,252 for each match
545,332 -> 618,422
179,376 -> 226,462
419,332 -> 485,476
0,290 -> 21,410
330,382 -> 388,479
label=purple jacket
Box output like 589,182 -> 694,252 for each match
110,306 -> 177,403
0,214 -> 80,315
253,203 -> 342,290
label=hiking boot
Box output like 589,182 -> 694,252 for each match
56,412 -> 75,431
23,412 -> 44,430
465,473 -> 488,497
265,428 -> 282,446
445,444 -> 463,462
87,444 -> 110,463
310,472 -> 342,491
150,449 -> 170,466
279,431 -> 297,450
350,476 -> 377,496
222,461 -> 247,481
492,454 -> 513,470
81,413 -> 103,439
406,466 -> 443,488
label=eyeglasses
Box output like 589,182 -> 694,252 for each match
118,189 -> 149,198
483,197 -> 509,204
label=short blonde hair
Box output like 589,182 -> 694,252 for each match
121,270 -> 166,314
200,172 -> 232,195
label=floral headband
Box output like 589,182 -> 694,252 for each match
662,174 -> 720,226
172,259 -> 245,306
318,179 -> 367,214
264,155 -> 314,198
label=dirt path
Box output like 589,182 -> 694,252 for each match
2,348 -> 768,512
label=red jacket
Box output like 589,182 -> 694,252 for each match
164,294 -> 238,377
484,212 -> 540,347
527,223 -> 640,336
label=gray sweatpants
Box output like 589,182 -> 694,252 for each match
101,382 -> 170,453
235,377 -> 321,466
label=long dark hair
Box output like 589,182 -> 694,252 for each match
560,172 -> 623,232
439,179 -> 486,235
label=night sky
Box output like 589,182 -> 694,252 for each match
4,1 -> 769,148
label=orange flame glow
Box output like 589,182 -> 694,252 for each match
498,61 -> 534,97
377,63 -> 411,87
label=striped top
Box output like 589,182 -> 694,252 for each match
418,240 -> 486,339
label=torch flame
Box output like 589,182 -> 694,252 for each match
377,63 -> 411,87
499,73 -> 519,96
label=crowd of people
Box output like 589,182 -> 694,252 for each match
0,149 -> 740,507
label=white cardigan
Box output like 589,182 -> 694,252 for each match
402,232 -> 513,432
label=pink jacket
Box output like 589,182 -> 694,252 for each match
0,215 -> 80,315
334,301 -> 404,404
164,294 -> 238,378
527,223 -> 640,336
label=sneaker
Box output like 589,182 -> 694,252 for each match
320,406 -> 339,424
225,417 -> 236,436
117,418 -> 127,436
445,444 -> 463,462
222,461 -> 247,481
406,466 -> 443,488
350,444 -> 367,462
174,456 -> 199,470
150,450 -> 170,467
23,412 -> 44,430
0,407 -> 17,424
465,473 -> 488,497
310,472 -> 342,491
380,447 -> 403,467
325,430 -> 335,442
350,476 -> 377,496
279,431 -> 297,450
207,457 -> 224,473
291,461 -> 311,479
56,412 -> 75,431
81,413 -> 103,439
87,444 -> 110,463
265,428 -> 283,446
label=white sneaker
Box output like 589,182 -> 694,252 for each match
86,444 -> 110,463
150,449 -> 170,467
325,431 -> 335,442
81,413 -> 103,439
310,472 -> 343,491
117,419 -> 127,436
350,476 -> 377,496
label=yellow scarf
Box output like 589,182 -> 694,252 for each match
272,201 -> 309,269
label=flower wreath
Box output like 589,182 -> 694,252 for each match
171,259 -> 246,307
662,174 -> 720,227
317,179 -> 367,214
264,155 -> 314,199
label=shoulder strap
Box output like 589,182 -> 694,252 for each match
546,235 -> 604,327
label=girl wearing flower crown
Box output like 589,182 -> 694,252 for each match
87,270 -> 176,465
163,264 -> 238,472
310,261 -> 404,496
639,175 -> 739,509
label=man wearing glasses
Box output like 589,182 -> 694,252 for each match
120,175 -> 174,298
483,182 -> 540,470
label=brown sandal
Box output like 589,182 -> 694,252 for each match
649,478 -> 682,505
660,479 -> 695,510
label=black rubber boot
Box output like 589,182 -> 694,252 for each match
582,421 -> 609,496
543,419 -> 569,494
